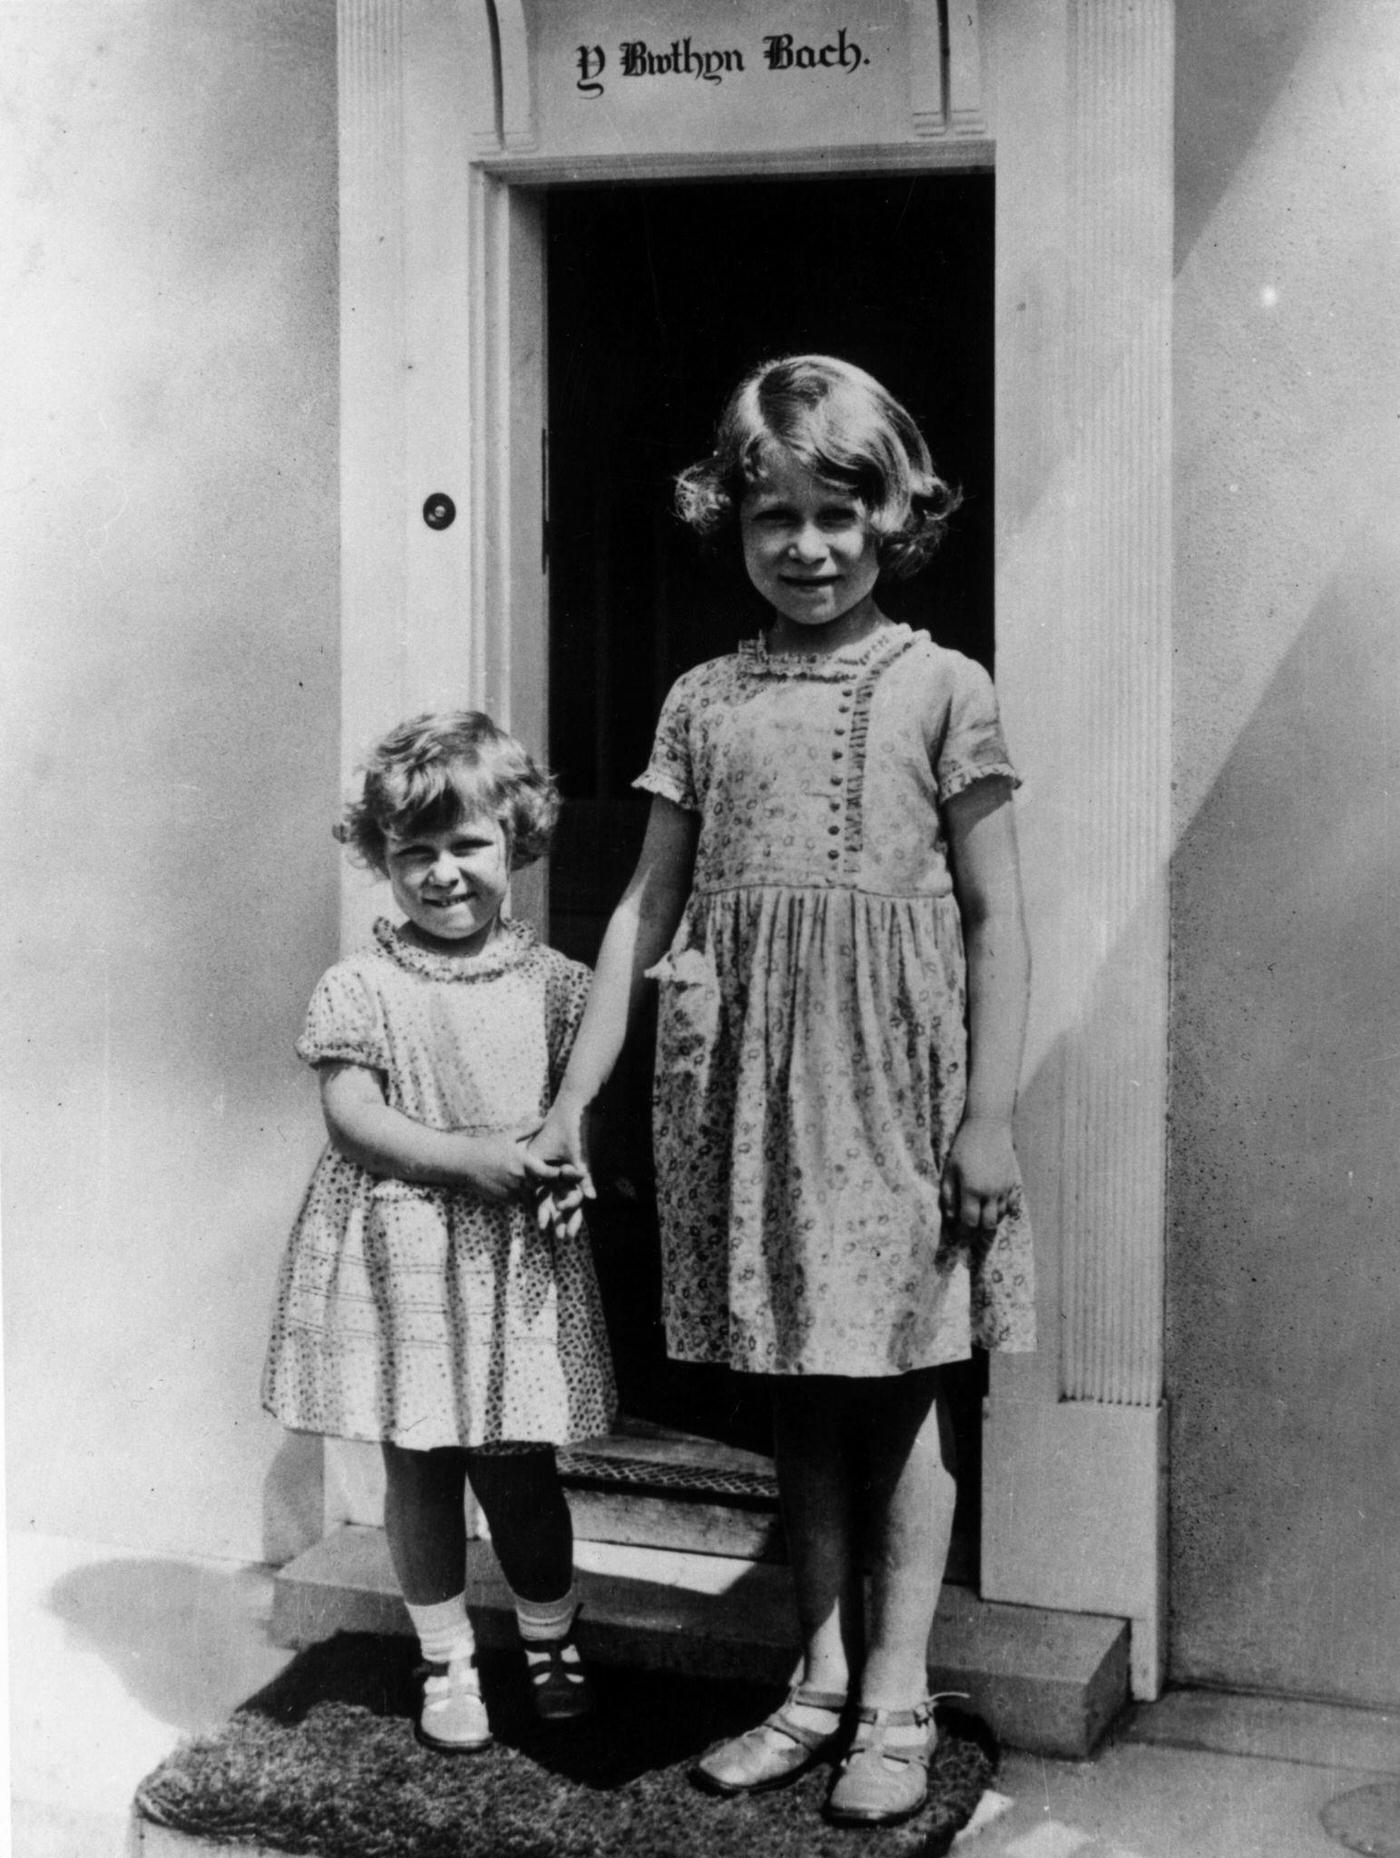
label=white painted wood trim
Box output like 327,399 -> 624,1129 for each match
909,0 -> 946,136
460,0 -> 500,150
1057,0 -> 1173,1411
982,1377 -> 1168,1698
330,0 -> 1175,1698
476,172 -> 550,930
495,0 -> 536,150
982,0 -> 1173,1699
338,0 -> 407,948
476,140 -> 995,185
327,0 -> 510,1534
336,0 -> 496,951
946,2 -> 986,135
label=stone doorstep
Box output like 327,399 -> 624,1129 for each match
271,1523 -> 1129,1760
131,1827 -> 278,1858
565,1485 -> 785,1561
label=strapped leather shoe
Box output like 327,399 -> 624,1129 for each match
691,1683 -> 848,1796
823,1697 -> 939,1826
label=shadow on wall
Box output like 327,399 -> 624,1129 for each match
1166,535 -> 1400,1705
262,1429 -> 327,1565
1174,0 -> 1315,271
46,1556 -> 294,1734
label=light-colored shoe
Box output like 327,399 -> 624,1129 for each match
416,1654 -> 493,1754
691,1684 -> 848,1796
823,1697 -> 939,1826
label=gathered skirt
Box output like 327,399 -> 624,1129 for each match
262,1159 -> 616,1449
649,883 -> 1035,1377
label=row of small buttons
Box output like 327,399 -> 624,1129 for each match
828,686 -> 855,862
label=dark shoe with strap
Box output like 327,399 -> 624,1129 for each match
691,1684 -> 848,1796
524,1617 -> 594,1722
823,1696 -> 940,1826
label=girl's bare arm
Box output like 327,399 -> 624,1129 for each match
320,1062 -> 563,1202
531,795 -> 698,1187
942,778 -> 1031,1230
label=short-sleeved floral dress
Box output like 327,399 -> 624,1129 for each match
637,621 -> 1035,1378
262,917 -> 616,1449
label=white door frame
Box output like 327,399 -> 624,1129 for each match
330,0 -> 1174,1698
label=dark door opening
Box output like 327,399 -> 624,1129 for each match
545,173 -> 993,1572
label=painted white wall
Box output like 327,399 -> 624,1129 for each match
1169,0 -> 1400,1702
7,0 -> 1398,1718
1,0 -> 341,1562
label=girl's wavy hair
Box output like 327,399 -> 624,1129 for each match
674,354 -> 961,579
336,711 -> 560,876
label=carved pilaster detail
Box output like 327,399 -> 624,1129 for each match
462,0 -> 503,153
911,1 -> 984,139
495,0 -> 537,151
945,1 -> 985,136
337,0 -> 408,838
909,0 -> 945,135
1058,0 -> 1173,1407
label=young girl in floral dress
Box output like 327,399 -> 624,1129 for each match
264,711 -> 615,1754
534,356 -> 1034,1827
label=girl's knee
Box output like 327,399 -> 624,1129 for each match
463,1441 -> 567,1525
382,1440 -> 471,1501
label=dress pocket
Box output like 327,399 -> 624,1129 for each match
648,936 -> 721,1080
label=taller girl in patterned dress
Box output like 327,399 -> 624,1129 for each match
264,711 -> 615,1754
533,356 -> 1034,1828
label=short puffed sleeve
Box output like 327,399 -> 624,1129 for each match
633,670 -> 700,812
932,652 -> 1022,805
294,962 -> 390,1074
543,950 -> 592,1096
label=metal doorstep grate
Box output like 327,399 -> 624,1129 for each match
556,1450 -> 779,1507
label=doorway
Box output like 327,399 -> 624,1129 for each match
544,174 -> 994,1559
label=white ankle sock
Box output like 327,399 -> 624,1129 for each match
513,1587 -> 578,1645
405,1593 -> 476,1667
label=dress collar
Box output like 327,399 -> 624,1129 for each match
738,620 -> 913,681
371,914 -> 537,982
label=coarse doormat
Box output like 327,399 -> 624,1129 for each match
135,1631 -> 998,1858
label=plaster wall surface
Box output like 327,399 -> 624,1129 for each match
1169,0 -> 1400,1702
0,0 -> 341,1562
8,0 -> 1397,1700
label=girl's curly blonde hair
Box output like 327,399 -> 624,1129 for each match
336,711 -> 560,876
675,354 -> 960,579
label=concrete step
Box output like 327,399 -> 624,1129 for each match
271,1523 -> 1129,1758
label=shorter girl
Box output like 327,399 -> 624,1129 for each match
263,711 -> 615,1753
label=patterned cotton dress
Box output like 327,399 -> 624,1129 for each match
637,621 -> 1035,1378
262,917 -> 616,1449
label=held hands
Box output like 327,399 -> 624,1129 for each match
940,1114 -> 1021,1236
526,1098 -> 596,1240
460,1132 -> 583,1207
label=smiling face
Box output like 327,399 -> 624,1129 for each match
384,811 -> 510,956
739,448 -> 883,652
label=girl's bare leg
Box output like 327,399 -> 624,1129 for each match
771,1376 -> 865,1701
852,1366 -> 956,1709
820,1369 -> 954,1824
692,1377 -> 859,1790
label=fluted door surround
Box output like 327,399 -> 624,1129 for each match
332,0 -> 1174,1699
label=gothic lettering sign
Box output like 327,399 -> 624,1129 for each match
525,0 -> 912,157
574,27 -> 868,96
